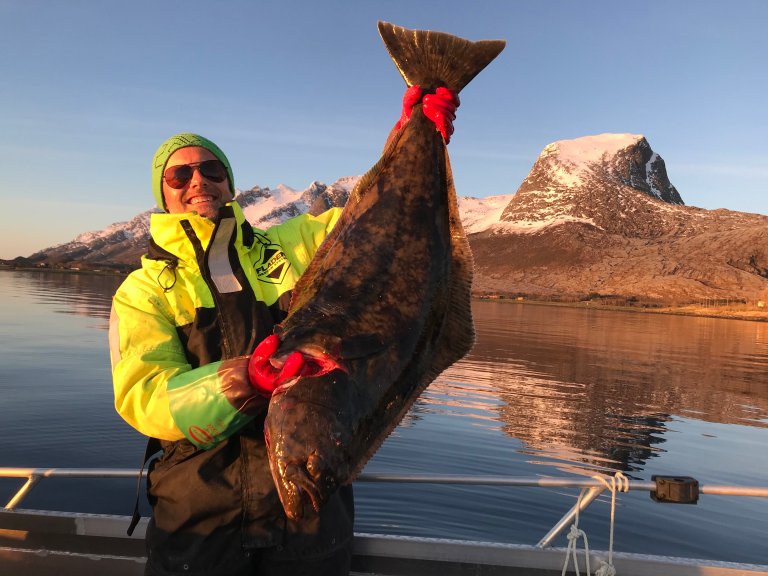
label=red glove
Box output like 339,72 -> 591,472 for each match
393,85 -> 424,132
423,87 -> 461,144
248,335 -> 305,398
247,334 -> 344,398
393,85 -> 460,144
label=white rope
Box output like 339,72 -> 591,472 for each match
560,472 -> 630,576
561,489 -> 592,576
594,471 -> 629,576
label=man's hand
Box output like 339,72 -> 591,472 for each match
248,335 -> 306,398
393,85 -> 424,132
247,335 -> 344,398
422,87 -> 461,144
392,85 -> 460,144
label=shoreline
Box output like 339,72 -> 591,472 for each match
474,297 -> 768,323
4,266 -> 766,323
0,264 -> 128,277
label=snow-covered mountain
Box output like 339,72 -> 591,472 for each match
12,133 -> 768,303
494,133 -> 682,235
470,133 -> 768,301
19,179 -> 357,272
237,177 -> 358,228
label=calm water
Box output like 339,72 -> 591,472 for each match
0,270 -> 766,564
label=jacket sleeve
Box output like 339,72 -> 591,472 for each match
110,280 -> 189,441
110,277 -> 262,447
266,207 -> 342,271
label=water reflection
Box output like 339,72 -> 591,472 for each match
422,301 -> 768,475
5,269 -> 124,322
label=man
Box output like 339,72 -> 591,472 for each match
109,133 -> 352,575
109,89 -> 457,576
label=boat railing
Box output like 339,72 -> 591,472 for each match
2,467 -> 768,549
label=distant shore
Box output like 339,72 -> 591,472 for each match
4,266 -> 766,323
0,263 -> 129,276
474,296 -> 768,323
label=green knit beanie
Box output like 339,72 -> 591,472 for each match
151,133 -> 235,211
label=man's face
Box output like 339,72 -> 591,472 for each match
162,146 -> 232,219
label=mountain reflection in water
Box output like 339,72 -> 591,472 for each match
13,269 -> 124,321
452,301 -> 768,474
1,271 -> 766,564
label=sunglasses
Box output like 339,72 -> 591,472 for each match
163,160 -> 228,189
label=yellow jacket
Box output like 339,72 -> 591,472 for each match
109,202 -> 341,446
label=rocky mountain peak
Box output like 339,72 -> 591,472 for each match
499,133 -> 684,237
537,133 -> 680,204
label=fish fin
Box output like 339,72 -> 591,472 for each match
287,214 -> 352,314
345,153 -> 476,483
426,150 -> 476,375
378,21 -> 505,92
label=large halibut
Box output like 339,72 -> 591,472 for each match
264,21 -> 505,519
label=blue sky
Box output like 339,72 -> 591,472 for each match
1,0 -> 766,259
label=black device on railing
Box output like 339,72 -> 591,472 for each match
651,475 -> 700,504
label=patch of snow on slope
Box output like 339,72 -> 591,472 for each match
74,224 -> 123,244
241,184 -> 303,226
554,133 -> 643,165
490,214 -> 600,234
459,194 -> 513,234
645,153 -> 662,199
332,176 -> 361,193
552,165 -> 582,187
71,210 -> 154,244
271,184 -> 302,204
541,134 -> 644,188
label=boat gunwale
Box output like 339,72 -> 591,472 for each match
1,508 -> 767,576
2,468 -> 768,575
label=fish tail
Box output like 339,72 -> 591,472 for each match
377,21 -> 505,93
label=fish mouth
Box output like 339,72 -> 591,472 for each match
265,370 -> 353,519
275,348 -> 346,393
272,452 -> 339,520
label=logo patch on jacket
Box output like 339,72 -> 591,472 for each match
253,233 -> 291,284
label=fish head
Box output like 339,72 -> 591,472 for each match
265,368 -> 356,520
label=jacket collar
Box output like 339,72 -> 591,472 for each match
147,202 -> 249,265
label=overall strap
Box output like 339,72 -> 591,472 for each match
127,437 -> 163,536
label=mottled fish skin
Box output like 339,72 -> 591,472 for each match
265,21 -> 505,520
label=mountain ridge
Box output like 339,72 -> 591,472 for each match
6,133 -> 768,304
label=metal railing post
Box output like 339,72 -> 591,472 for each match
5,474 -> 41,509
536,485 -> 605,549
